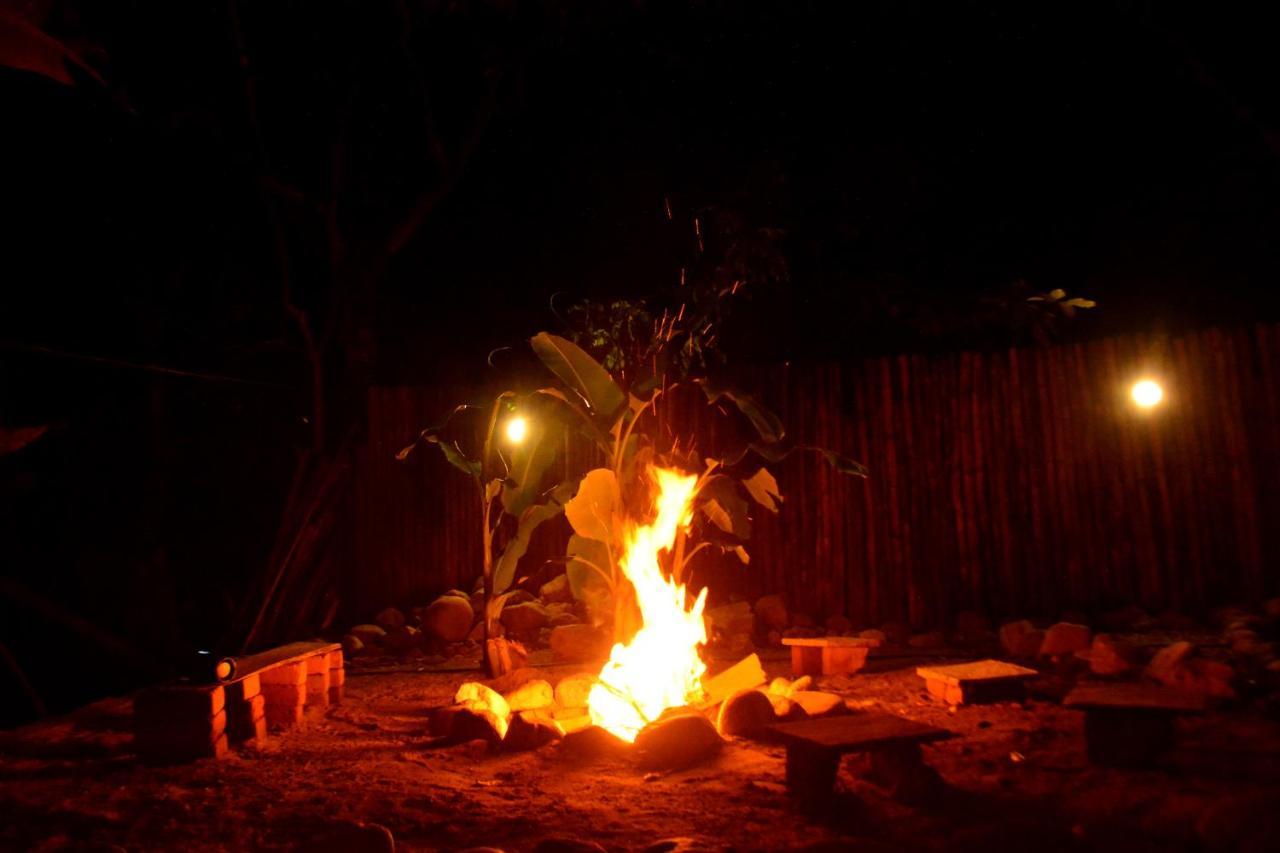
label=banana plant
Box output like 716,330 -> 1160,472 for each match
528,331 -> 866,644
398,390 -> 571,676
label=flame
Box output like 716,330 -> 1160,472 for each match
587,467 -> 708,742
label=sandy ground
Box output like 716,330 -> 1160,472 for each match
2,650 -> 1279,852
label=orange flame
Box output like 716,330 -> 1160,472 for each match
587,467 -> 708,742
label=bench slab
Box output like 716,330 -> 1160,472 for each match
917,659 -> 1038,705
1064,683 -> 1205,767
766,712 -> 954,806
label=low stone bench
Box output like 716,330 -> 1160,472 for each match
1064,682 -> 1205,767
766,712 -> 954,807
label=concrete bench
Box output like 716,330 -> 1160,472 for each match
1064,682 -> 1205,766
766,712 -> 954,807
916,659 -> 1038,705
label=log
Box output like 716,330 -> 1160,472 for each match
699,653 -> 766,707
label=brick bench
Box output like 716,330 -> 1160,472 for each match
133,641 -> 342,764
781,636 -> 880,677
766,712 -> 955,808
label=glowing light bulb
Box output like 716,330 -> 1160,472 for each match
1131,379 -> 1164,409
504,416 -> 528,444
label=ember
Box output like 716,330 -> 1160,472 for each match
587,467 -> 709,742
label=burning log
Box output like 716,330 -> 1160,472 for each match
699,653 -> 766,707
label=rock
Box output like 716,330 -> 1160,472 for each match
501,602 -> 550,634
1154,610 -> 1198,631
422,596 -> 474,643
722,632 -> 754,657
342,634 -> 365,657
503,711 -> 564,751
456,682 -> 511,719
375,607 -> 406,631
442,588 -> 470,600
1210,605 -> 1257,630
532,840 -> 607,853
1265,598 -> 1280,621
1185,658 -> 1236,699
506,589 -> 538,606
1083,633 -> 1139,676
349,624 -> 386,646
858,629 -> 887,644
790,691 -> 849,718
1146,641 -> 1196,686
313,820 -> 395,853
484,666 -> 540,695
999,620 -> 1033,656
825,614 -> 853,635
1040,622 -> 1091,657
716,689 -> 776,737
999,620 -> 1044,658
706,601 -> 755,636
1015,630 -> 1045,659
754,595 -> 789,631
383,625 -> 421,653
504,679 -> 554,713
559,725 -> 630,761
1229,630 -> 1270,658
1059,610 -> 1091,627
1099,605 -> 1151,633
554,673 -> 598,709
539,574 -> 573,603
907,631 -> 944,649
765,692 -> 809,721
640,840 -> 708,853
782,626 -> 822,639
880,622 -> 911,645
449,706 -> 507,743
549,624 -> 611,662
634,713 -> 722,770
428,704 -> 467,737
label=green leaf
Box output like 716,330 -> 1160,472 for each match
530,332 -> 626,420
697,475 -> 752,540
564,468 -> 621,542
742,468 -> 783,513
565,535 -> 613,621
492,496 -> 568,593
812,447 -> 869,477
697,379 -> 785,444
432,438 -> 482,478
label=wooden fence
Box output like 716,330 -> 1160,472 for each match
353,324 -> 1280,627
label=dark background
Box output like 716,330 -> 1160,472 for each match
3,1 -> 1279,725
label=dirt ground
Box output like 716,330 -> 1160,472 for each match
2,649 -> 1279,853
